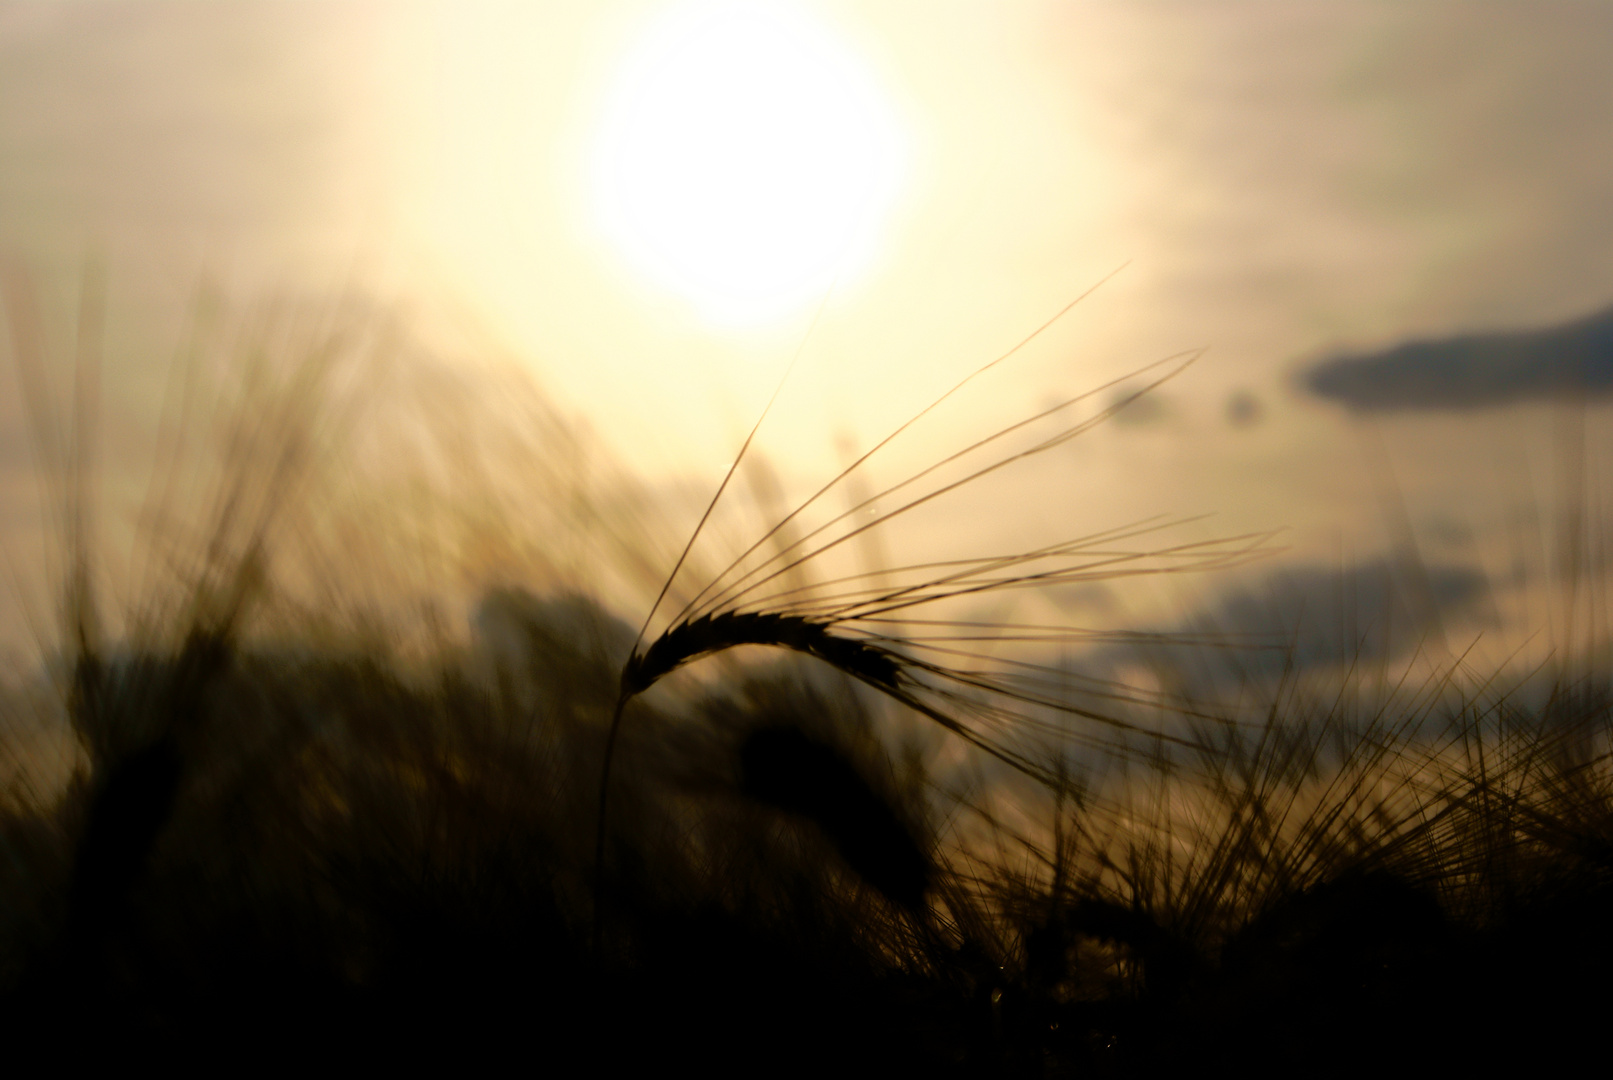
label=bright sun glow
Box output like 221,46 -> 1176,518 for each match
593,2 -> 906,325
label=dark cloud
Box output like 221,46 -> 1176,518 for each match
1197,561 -> 1490,672
1304,303 -> 1613,411
1096,559 -> 1494,688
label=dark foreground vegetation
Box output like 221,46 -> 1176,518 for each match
2,602 -> 1610,1074
2,289 -> 1608,1073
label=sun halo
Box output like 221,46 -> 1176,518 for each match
591,3 -> 907,327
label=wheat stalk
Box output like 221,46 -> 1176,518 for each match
590,281 -> 1281,950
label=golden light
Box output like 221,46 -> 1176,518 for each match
592,2 -> 907,325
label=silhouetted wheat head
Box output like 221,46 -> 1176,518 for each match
622,610 -> 902,698
591,283 -> 1284,947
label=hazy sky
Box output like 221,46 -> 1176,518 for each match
2,0 -> 1611,673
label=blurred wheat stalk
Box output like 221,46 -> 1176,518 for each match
1,275 -> 1610,1067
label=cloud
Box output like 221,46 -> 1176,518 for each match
1093,559 -> 1494,689
1195,560 -> 1490,671
1304,303 -> 1613,411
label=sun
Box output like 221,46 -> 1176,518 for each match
592,2 -> 907,326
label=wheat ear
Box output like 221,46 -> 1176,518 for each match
589,271 -> 1266,952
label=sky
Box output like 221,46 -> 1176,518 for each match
2,0 -> 1611,684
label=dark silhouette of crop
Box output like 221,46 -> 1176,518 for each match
1,280 -> 1610,1072
739,723 -> 930,912
590,283 -> 1277,954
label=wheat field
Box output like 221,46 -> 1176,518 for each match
1,291 -> 1609,1074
